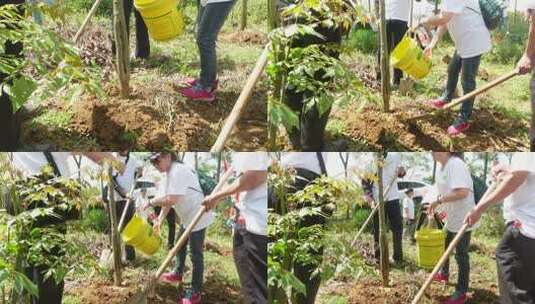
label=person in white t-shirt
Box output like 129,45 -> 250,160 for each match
418,0 -> 492,136
428,152 -> 476,304
465,152 -> 535,303
403,188 -> 416,244
377,0 -> 411,86
144,152 -> 214,304
177,0 -> 235,102
516,6 -> 535,151
202,152 -> 268,304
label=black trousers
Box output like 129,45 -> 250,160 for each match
233,226 -> 268,304
496,223 -> 535,304
24,265 -> 64,304
0,0 -> 25,151
155,206 -> 176,249
372,199 -> 403,262
110,200 -> 136,261
284,26 -> 342,151
111,0 -> 150,59
376,19 -> 408,85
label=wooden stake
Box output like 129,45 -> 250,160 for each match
376,152 -> 389,286
379,0 -> 390,112
210,45 -> 269,152
74,0 -> 103,43
113,0 -> 130,98
240,0 -> 247,31
107,164 -> 122,286
411,180 -> 501,304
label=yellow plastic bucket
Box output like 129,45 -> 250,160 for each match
134,0 -> 184,41
122,215 -> 161,256
415,228 -> 445,270
390,35 -> 432,79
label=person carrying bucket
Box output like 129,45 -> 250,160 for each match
376,0 -> 411,87
176,0 -> 236,102
202,152 -> 268,304
464,153 -> 535,304
427,152 -> 478,304
144,152 -> 214,304
516,6 -> 535,151
417,0 -> 492,136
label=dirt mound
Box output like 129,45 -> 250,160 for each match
66,279 -> 137,304
220,30 -> 267,45
333,101 -> 529,151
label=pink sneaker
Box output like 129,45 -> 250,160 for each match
178,86 -> 216,102
443,292 -> 467,304
447,122 -> 470,136
429,99 -> 447,109
160,272 -> 182,284
181,292 -> 201,304
184,78 -> 218,91
432,272 -> 449,283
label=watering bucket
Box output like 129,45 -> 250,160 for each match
122,215 -> 161,256
134,0 -> 184,41
390,35 -> 432,79
415,228 -> 445,269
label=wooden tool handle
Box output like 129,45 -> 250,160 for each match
210,45 -> 269,152
74,0 -> 104,43
443,69 -> 519,110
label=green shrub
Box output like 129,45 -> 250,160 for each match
489,14 -> 529,64
66,0 -> 113,17
347,28 -> 377,54
82,208 -> 109,233
474,205 -> 505,240
353,207 -> 372,230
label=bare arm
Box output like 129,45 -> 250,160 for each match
421,11 -> 454,28
202,170 -> 267,210
517,12 -> 535,74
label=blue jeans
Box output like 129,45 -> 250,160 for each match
196,0 -> 236,89
174,227 -> 206,293
441,230 -> 472,294
441,51 -> 482,125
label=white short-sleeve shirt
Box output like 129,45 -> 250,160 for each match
441,0 -> 492,58
164,162 -> 214,232
233,152 -> 269,236
436,157 -> 477,233
386,0 -> 411,22
280,152 -> 325,175
504,153 -> 535,239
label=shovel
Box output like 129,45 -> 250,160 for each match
411,178 -> 502,304
128,168 -> 234,304
404,69 -> 520,122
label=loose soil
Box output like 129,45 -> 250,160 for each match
219,30 -> 268,45
329,100 -> 529,151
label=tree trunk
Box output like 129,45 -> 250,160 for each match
194,152 -> 199,171
431,160 -> 437,183
376,152 -> 389,286
267,0 -> 279,31
483,152 -> 489,184
216,152 -> 222,182
339,152 -> 351,219
379,0 -> 390,112
107,164 -> 122,286
113,0 -> 130,98
240,0 -> 247,30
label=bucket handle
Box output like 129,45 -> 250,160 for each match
416,203 -> 443,231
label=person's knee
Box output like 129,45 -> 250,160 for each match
196,34 -> 215,51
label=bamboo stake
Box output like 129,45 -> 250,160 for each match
210,45 -> 269,152
144,168 -> 234,292
74,0 -> 104,43
411,180 -> 501,304
240,0 -> 247,31
113,0 -> 130,98
379,0 -> 390,112
107,165 -> 122,286
406,69 -> 519,122
350,174 -> 398,247
376,152 -> 389,286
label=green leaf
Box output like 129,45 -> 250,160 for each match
4,76 -> 37,113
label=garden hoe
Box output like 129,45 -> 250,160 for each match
127,168 -> 234,304
404,68 -> 520,122
211,44 -> 269,152
411,178 -> 503,304
350,175 -> 398,247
